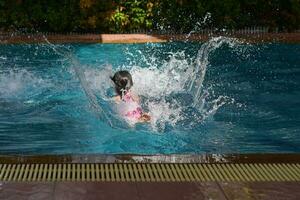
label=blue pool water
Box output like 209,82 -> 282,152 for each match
0,37 -> 300,155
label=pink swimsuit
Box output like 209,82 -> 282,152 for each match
121,91 -> 143,120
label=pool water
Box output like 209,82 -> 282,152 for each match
0,37 -> 300,154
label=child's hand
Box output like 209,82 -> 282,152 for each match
140,113 -> 151,122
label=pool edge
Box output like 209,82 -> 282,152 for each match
1,33 -> 300,44
0,154 -> 299,164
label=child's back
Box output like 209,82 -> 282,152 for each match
111,70 -> 150,123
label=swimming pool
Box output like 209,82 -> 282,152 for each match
0,37 -> 300,155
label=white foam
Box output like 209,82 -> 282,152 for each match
0,69 -> 47,99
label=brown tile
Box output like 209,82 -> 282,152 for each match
53,182 -> 139,200
0,182 -> 54,200
249,182 -> 300,200
219,181 -> 300,200
197,182 -> 227,200
218,182 -> 254,200
136,181 -> 226,200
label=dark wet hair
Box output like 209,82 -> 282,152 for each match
110,70 -> 133,96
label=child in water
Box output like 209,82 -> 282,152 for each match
111,70 -> 151,123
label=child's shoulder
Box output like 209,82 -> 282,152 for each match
113,95 -> 122,103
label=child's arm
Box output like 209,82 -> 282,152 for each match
112,96 -> 121,103
131,93 -> 140,103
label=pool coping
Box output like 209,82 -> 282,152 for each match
1,33 -> 300,43
0,154 -> 299,164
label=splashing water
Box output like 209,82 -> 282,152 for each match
53,36 -> 242,132
185,12 -> 212,40
0,69 -> 49,99
188,37 -> 239,107
81,36 -> 241,131
43,38 -> 117,127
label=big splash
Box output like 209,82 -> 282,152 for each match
75,36 -> 244,131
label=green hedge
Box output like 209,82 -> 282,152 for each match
0,0 -> 299,33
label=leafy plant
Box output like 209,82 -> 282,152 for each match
109,0 -> 153,32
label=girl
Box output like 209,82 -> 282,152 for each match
111,70 -> 151,123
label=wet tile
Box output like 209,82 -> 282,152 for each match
248,182 -> 300,200
219,181 -> 300,200
54,182 -> 139,200
136,181 -> 226,200
0,182 -> 54,200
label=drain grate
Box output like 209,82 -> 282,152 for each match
0,163 -> 299,182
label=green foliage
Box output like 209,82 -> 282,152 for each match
0,0 -> 299,33
110,7 -> 130,32
109,0 -> 153,32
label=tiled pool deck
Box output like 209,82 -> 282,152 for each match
0,154 -> 299,200
1,181 -> 300,200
